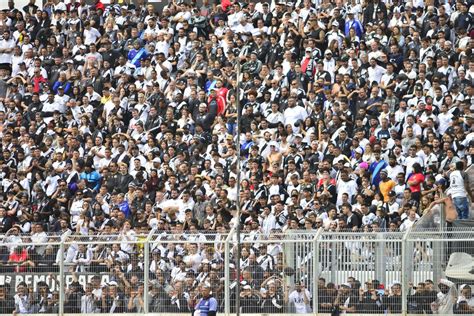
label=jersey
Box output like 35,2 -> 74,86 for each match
448,170 -> 466,198
195,296 -> 218,316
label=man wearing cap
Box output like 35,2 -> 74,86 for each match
345,9 -> 364,38
301,47 -> 316,80
208,87 -> 225,116
325,20 -> 344,48
408,84 -> 426,108
128,40 -> 148,68
379,169 -> 396,202
333,282 -> 357,313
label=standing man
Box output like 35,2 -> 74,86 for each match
0,30 -> 15,72
447,161 -> 472,220
194,283 -> 217,316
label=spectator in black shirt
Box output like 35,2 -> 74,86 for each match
0,284 -> 15,314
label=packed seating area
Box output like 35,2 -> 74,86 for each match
0,0 -> 473,314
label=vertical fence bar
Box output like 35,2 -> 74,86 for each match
143,228 -> 155,314
375,238 -> 385,285
224,238 -> 230,316
433,238 -> 443,283
330,240 -> 337,283
224,226 -> 235,316
143,239 -> 150,314
59,241 -> 65,316
401,227 -> 411,316
312,228 -> 323,315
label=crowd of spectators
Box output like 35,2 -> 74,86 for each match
0,0 -> 473,314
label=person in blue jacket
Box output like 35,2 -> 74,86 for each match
345,9 -> 364,38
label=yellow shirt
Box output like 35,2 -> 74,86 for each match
100,95 -> 111,105
379,180 -> 395,202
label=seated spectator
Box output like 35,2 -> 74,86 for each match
0,283 -> 15,314
8,246 -> 34,272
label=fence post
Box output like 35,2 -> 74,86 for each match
143,239 -> 150,314
375,237 -> 386,285
330,239 -> 337,283
401,227 -> 412,316
432,238 -> 443,284
224,226 -> 235,316
143,228 -> 156,314
312,228 -> 324,316
59,241 -> 65,316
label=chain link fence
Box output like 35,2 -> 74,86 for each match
0,228 -> 473,315
314,230 -> 405,314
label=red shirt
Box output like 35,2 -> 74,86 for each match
317,178 -> 336,188
32,76 -> 47,93
408,173 -> 425,193
221,0 -> 232,11
217,87 -> 228,104
8,248 -> 29,272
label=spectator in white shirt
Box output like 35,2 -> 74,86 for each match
0,30 -> 15,70
284,96 -> 308,132
83,21 -> 101,46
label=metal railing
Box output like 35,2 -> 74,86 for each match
0,226 -> 473,315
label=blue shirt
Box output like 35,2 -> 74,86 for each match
119,201 -> 131,218
344,19 -> 363,38
196,296 -> 217,316
80,171 -> 101,192
369,159 -> 388,186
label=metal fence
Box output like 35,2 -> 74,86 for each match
0,227 -> 473,315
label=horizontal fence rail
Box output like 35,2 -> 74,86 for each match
0,227 -> 472,315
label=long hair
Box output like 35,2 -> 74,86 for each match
412,163 -> 422,174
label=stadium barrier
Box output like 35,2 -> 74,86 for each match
0,226 -> 473,315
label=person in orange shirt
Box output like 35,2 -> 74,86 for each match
378,170 -> 396,202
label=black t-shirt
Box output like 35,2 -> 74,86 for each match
0,296 -> 15,314
387,294 -> 402,313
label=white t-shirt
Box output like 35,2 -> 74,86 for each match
404,155 -> 424,178
448,170 -> 466,198
336,179 -> 358,206
284,106 -> 308,129
83,27 -> 101,45
0,38 -> 15,64
288,289 -> 312,314
438,112 -> 453,135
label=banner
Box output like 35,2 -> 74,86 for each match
0,273 -> 110,294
